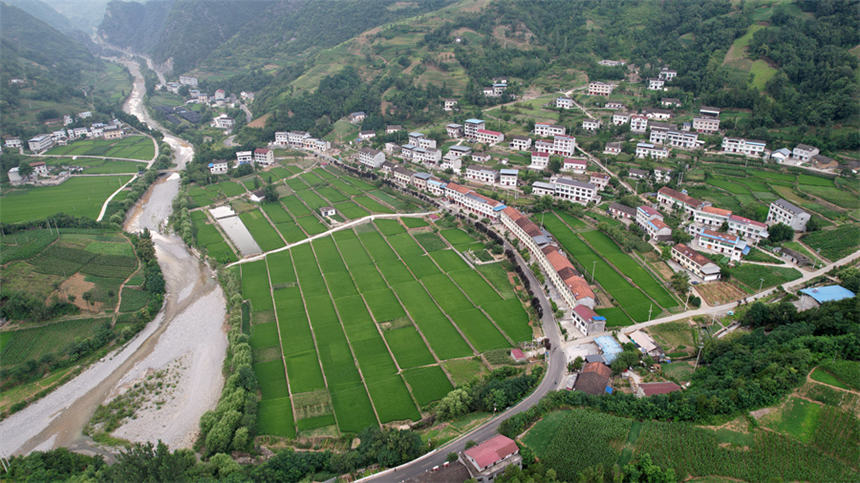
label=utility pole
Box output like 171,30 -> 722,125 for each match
648,303 -> 653,322
591,260 -> 597,283
758,277 -> 764,293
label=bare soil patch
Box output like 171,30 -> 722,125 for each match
54,273 -> 102,312
247,113 -> 271,129
696,281 -> 746,306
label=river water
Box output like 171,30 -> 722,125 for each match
0,57 -> 227,457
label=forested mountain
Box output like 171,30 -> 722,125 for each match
0,3 -> 130,137
97,0 -> 455,76
4,0 -> 73,33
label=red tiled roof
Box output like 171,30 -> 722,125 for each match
476,129 -> 503,136
515,217 -> 542,237
639,382 -> 681,396
567,276 -> 594,301
702,206 -> 732,216
639,206 -> 660,216
564,158 -> 587,166
673,243 -> 711,267
254,148 -> 270,154
464,435 -> 519,469
446,182 -> 472,194
730,214 -> 767,228
502,206 -> 523,221
29,161 -> 46,166
701,228 -> 737,242
573,304 -> 598,321
583,361 -> 612,378
651,219 -> 669,230
511,349 -> 526,361
531,151 -> 550,157
658,187 -> 703,208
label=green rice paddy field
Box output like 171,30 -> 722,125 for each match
0,175 -> 132,223
543,212 -> 678,324
45,136 -> 155,161
240,219 -> 532,437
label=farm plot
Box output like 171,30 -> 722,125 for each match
354,195 -> 393,213
0,317 -> 111,367
40,157 -> 145,174
46,136 -> 155,161
0,229 -> 58,264
239,210 -> 283,251
545,214 -> 655,323
801,224 -> 860,261
729,264 -> 801,292
580,231 -> 677,308
190,211 -> 235,263
403,366 -> 453,406
0,175 -> 132,223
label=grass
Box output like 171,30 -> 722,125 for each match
0,175 -> 132,223
812,360 -> 859,390
801,224 -> 860,261
763,397 -> 822,443
443,359 -> 486,386
118,287 -> 149,312
0,229 -> 58,264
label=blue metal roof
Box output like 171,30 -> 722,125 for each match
493,204 -> 506,212
595,335 -> 623,363
500,168 -> 519,175
465,118 -> 484,124
799,285 -> 855,304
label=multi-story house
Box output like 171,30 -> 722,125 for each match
605,101 -> 625,110
427,177 -> 447,196
643,108 -> 672,120
27,134 -> 54,153
588,81 -> 615,96
446,123 -> 464,138
612,112 -> 630,125
235,150 -> 253,166
534,122 -> 566,137
792,144 -> 819,163
533,177 -> 597,205
635,142 -> 669,159
509,135 -> 532,151
393,166 -> 414,185
665,130 -> 700,149
692,116 -> 720,134
499,169 -> 519,187
530,151 -> 550,170
647,78 -> 665,90
443,98 -> 458,111
672,243 -> 721,281
551,135 -> 577,156
693,206 -> 732,228
727,214 -> 769,241
582,119 -> 601,131
466,165 -> 498,184
555,97 -> 574,109
561,158 -> 588,174
653,168 -> 673,183
208,160 -> 229,175
767,199 -> 811,232
657,186 -> 708,217
608,203 -> 636,220
464,119 -> 486,140
630,114 -> 648,133
604,141 -> 622,155
589,172 -> 610,190
694,228 -> 749,262
212,114 -> 234,129
661,98 -> 682,108
722,137 -> 767,157
629,168 -> 649,179
254,148 -> 274,166
636,206 -> 671,241
358,148 -> 386,168
274,131 -> 289,145
571,305 -> 607,336
475,129 -> 504,146
658,68 -> 677,81
447,145 -> 472,158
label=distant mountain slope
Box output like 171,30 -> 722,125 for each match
1,3 -> 130,136
4,0 -> 73,33
98,0 -> 174,56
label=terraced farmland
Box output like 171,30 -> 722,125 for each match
240,219 -> 532,437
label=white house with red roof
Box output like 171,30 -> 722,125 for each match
474,129 -> 504,146
529,151 -> 550,170
463,435 -> 522,481
253,148 -> 274,166
571,304 -> 606,336
561,157 -> 588,174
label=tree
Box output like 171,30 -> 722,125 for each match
671,229 -> 691,244
568,356 -> 584,372
106,441 -> 197,482
670,271 -> 689,294
437,388 -> 471,419
768,223 -> 794,243
263,183 -> 278,202
17,162 -> 33,177
535,195 -> 554,212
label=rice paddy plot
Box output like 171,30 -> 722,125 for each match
0,317 -> 110,367
257,397 -> 296,438
190,211 -> 236,263
476,263 -> 517,299
255,359 -> 290,400
266,167 -> 292,179
311,237 -> 348,274
801,224 -> 860,261
266,251 -> 295,287
330,383 -> 378,433
295,188 -> 328,210
403,366 -> 453,406
448,308 -> 510,352
241,260 -> 273,312
362,288 -> 407,323
297,215 -> 327,235
333,201 -> 369,219
382,326 -> 435,368
354,195 -> 393,213
729,264 -> 801,292
440,228 -> 476,248
393,281 -> 473,359
261,202 -> 294,224
281,195 -> 312,217
402,217 -> 429,228
316,186 -> 348,203
580,230 -> 676,308
366,376 -> 420,422
239,210 -> 283,251
595,307 -> 633,327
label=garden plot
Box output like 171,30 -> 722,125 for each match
210,206 -> 261,256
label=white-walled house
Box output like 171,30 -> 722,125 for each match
767,199 -> 810,232
209,160 -> 229,174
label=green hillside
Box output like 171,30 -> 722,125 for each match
0,3 -> 132,137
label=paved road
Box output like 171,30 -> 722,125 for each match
363,242 -> 565,483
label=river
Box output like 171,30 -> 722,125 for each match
0,57 -> 228,457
